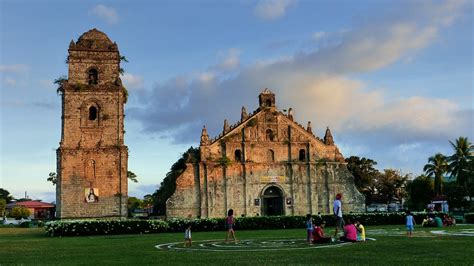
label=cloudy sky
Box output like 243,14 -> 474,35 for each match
1,0 -> 472,202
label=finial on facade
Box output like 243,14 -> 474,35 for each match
288,108 -> 294,121
241,106 -> 248,122
200,125 -> 210,145
324,126 -> 334,145
307,121 -> 312,134
223,119 -> 230,133
69,40 -> 75,48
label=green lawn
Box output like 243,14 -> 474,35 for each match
1,225 -> 473,265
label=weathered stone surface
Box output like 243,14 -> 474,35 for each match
167,89 -> 365,218
56,29 -> 128,219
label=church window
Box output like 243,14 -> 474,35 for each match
267,149 -> 275,162
235,149 -> 242,162
266,129 -> 274,141
89,106 -> 98,120
266,99 -> 272,107
299,149 -> 306,162
88,68 -> 98,85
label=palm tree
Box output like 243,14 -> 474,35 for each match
448,137 -> 474,200
423,153 -> 449,196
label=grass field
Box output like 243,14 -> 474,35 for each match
1,224 -> 473,265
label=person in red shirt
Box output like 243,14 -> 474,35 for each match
312,221 -> 332,244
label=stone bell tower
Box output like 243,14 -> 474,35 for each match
56,29 -> 128,219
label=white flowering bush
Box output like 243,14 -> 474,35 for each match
45,212 -> 445,237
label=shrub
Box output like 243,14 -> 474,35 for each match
45,212 -> 447,237
10,206 -> 31,219
465,213 -> 474,224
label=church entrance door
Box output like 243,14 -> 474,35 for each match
262,186 -> 284,216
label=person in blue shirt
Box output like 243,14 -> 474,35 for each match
306,214 -> 314,244
406,211 -> 416,237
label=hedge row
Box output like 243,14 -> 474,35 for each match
465,213 -> 474,223
45,212 -> 445,237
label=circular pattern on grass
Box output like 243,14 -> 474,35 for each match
156,238 -> 353,252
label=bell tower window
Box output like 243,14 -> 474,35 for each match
89,106 -> 98,120
88,68 -> 98,85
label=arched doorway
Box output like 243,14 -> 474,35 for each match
261,186 -> 284,216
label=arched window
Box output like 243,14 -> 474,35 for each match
267,149 -> 275,162
299,149 -> 306,162
266,99 -> 272,107
266,129 -> 274,141
88,68 -> 98,85
89,106 -> 98,120
235,149 -> 242,162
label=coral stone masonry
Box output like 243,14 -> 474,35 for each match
167,89 -> 365,218
56,29 -> 128,219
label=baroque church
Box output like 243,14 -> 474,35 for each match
56,29 -> 128,218
167,89 -> 365,218
55,29 -> 363,219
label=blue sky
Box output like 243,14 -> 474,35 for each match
1,0 -> 472,202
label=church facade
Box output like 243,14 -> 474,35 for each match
167,89 -> 365,218
56,29 -> 128,218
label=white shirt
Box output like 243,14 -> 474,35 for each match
333,199 -> 342,217
185,229 -> 191,239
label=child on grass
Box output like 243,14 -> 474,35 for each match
306,214 -> 314,244
355,220 -> 365,242
184,225 -> 192,247
406,211 -> 416,237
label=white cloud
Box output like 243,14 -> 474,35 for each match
3,78 -> 17,86
211,48 -> 241,72
254,0 -> 297,20
130,0 -> 471,151
121,73 -> 144,89
312,31 -> 326,41
89,4 -> 119,25
0,64 -> 29,73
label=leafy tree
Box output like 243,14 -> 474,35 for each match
0,199 -> 6,217
406,175 -> 434,211
444,182 -> 469,210
448,137 -> 473,201
376,169 -> 409,204
127,197 -> 143,217
47,172 -> 58,186
0,188 -> 14,203
345,156 -> 380,205
152,147 -> 200,215
54,75 -> 67,95
423,153 -> 449,196
10,206 -> 30,219
127,171 -> 138,183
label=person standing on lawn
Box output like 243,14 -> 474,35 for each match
225,209 -> 236,243
406,211 -> 416,237
333,193 -> 344,238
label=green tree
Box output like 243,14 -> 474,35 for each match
444,181 -> 468,210
345,156 -> 380,205
0,188 -> 14,203
10,206 -> 30,219
376,169 -> 409,204
423,153 -> 449,196
127,171 -> 138,183
47,172 -> 58,186
152,147 -> 200,215
127,197 -> 143,217
0,199 -> 6,217
406,175 -> 434,210
448,137 -> 474,201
